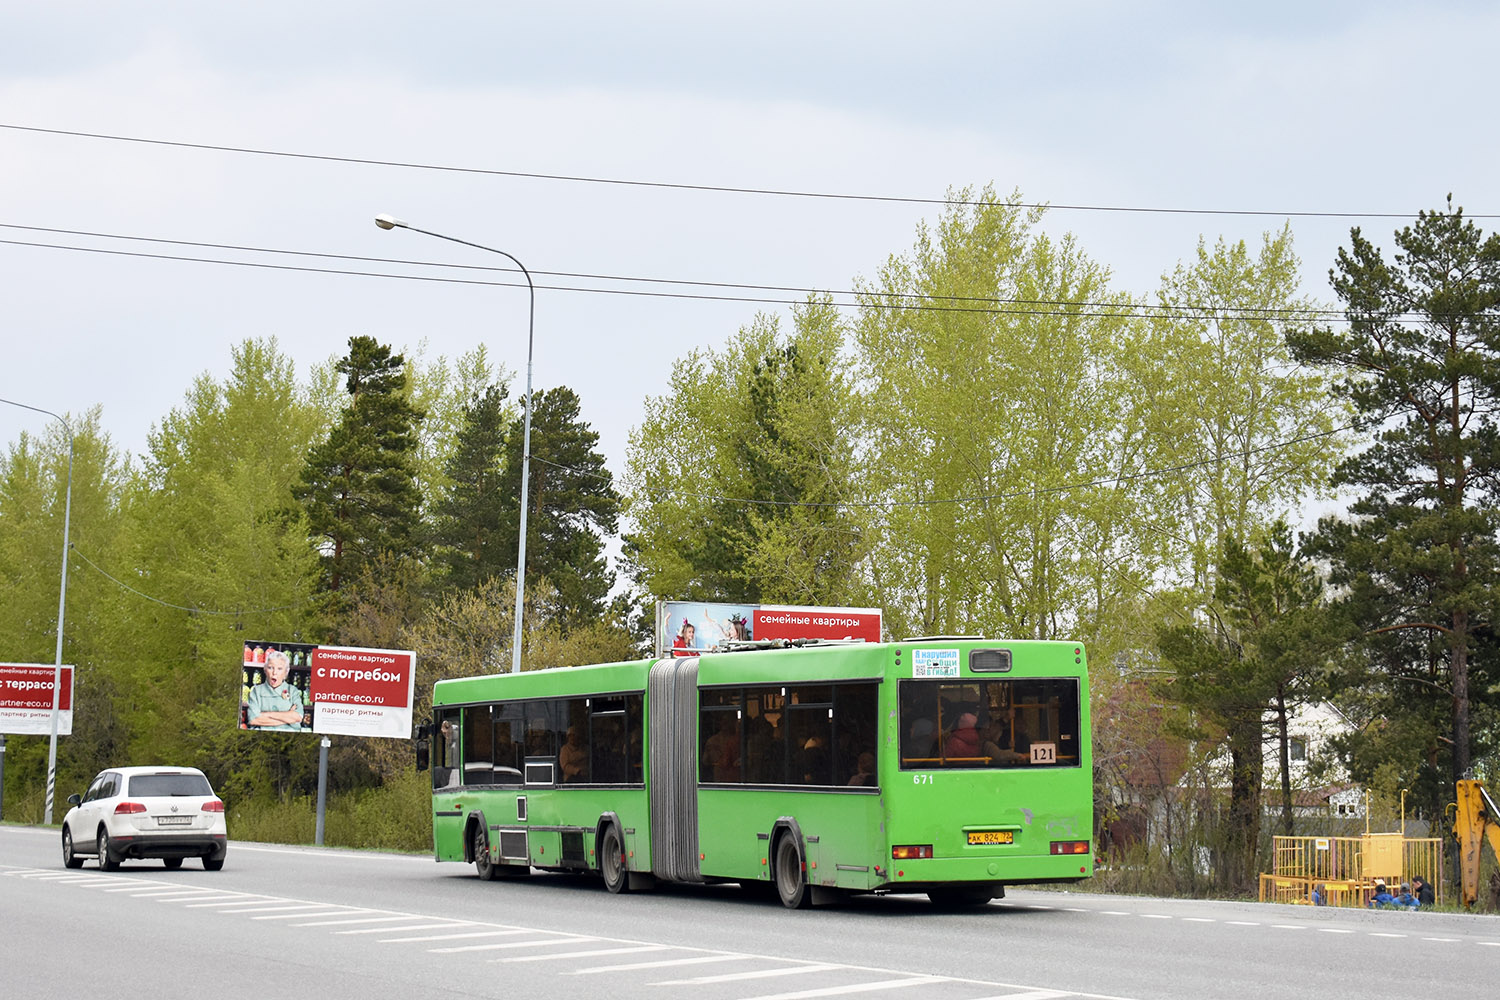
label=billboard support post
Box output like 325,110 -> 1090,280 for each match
315,736 -> 330,847
0,734 -> 6,822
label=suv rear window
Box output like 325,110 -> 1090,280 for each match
128,773 -> 213,796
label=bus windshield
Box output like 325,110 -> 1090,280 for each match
899,678 -> 1080,770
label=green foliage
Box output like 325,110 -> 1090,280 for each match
296,336 -> 427,592
854,188 -> 1161,643
624,297 -> 866,608
431,384 -> 512,591
1290,198 -> 1500,789
494,386 -> 619,630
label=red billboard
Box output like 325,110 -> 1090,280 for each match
240,641 -> 416,739
752,606 -> 883,643
0,663 -> 75,735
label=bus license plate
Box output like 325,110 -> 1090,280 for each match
967,830 -> 1013,845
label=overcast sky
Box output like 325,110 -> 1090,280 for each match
4,1 -> 1496,490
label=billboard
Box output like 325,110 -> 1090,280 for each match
0,663 -> 75,736
240,641 -> 416,739
657,602 -> 883,656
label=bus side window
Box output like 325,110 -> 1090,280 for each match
434,709 -> 461,788
461,704 -> 495,785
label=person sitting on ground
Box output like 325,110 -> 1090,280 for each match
1391,883 -> 1419,910
1412,876 -> 1435,908
1368,880 -> 1395,908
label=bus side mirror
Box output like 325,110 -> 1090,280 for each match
415,738 -> 430,772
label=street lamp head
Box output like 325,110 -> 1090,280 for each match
374,214 -> 408,231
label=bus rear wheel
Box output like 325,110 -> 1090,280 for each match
600,826 -> 629,894
473,824 -> 498,881
774,835 -> 810,909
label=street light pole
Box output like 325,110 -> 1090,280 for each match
374,214 -> 534,674
0,397 -> 73,822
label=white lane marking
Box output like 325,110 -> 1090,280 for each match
1421,937 -> 1458,943
52,876 -> 119,884
1226,921 -> 1260,926
292,915 -> 415,927
1062,907 -> 1089,913
126,888 -> 217,898
337,923 -> 462,935
1271,925 -> 1306,930
1139,914 -> 1171,920
1319,928 -> 1354,934
1478,942 -> 1500,947
252,910 -> 358,921
173,895 -> 264,905
216,903 -> 333,915
184,897 -> 282,908
227,843 -> 430,864
1181,918 -> 1215,923
26,872 -> 92,880
1024,904 -> 1053,910
497,944 -> 673,963
657,964 -> 842,985
1369,933 -> 1406,938
429,936 -> 599,954
570,954 -> 758,975
1100,910 -> 1129,916
743,976 -> 946,1000
380,929 -> 534,943
960,992 -> 1071,1000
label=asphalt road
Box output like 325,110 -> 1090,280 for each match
3,824 -> 1496,1000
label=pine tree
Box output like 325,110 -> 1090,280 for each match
432,384 -> 511,591
296,336 -> 426,592
1288,199 -> 1500,795
494,386 -> 618,630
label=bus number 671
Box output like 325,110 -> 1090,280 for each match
913,774 -> 934,785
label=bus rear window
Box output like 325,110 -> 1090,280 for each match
899,678 -> 1080,770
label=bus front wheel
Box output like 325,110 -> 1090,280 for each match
473,825 -> 498,881
600,826 -> 629,894
773,835 -> 810,909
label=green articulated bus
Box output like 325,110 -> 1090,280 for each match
424,637 -> 1093,908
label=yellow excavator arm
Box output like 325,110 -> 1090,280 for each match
1453,780 -> 1500,908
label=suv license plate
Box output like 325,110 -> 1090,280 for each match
967,830 -> 1013,845
157,816 -> 191,827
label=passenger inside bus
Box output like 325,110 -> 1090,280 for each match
559,726 -> 588,782
703,713 -> 741,782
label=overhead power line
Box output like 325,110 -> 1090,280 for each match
0,232 -> 1434,326
2,122 -> 1488,220
0,222 -> 1351,320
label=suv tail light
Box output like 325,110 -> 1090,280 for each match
892,845 -> 934,860
202,800 -> 225,813
114,801 -> 147,815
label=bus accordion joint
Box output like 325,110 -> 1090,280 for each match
1050,840 -> 1090,855
892,845 -> 933,860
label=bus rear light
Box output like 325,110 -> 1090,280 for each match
892,845 -> 933,860
1050,840 -> 1089,855
114,801 -> 146,815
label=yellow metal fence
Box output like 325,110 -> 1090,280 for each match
1259,835 -> 1443,907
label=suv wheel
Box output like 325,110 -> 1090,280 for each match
97,829 -> 120,871
62,827 -> 84,869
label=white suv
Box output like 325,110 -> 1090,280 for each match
62,766 -> 228,871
